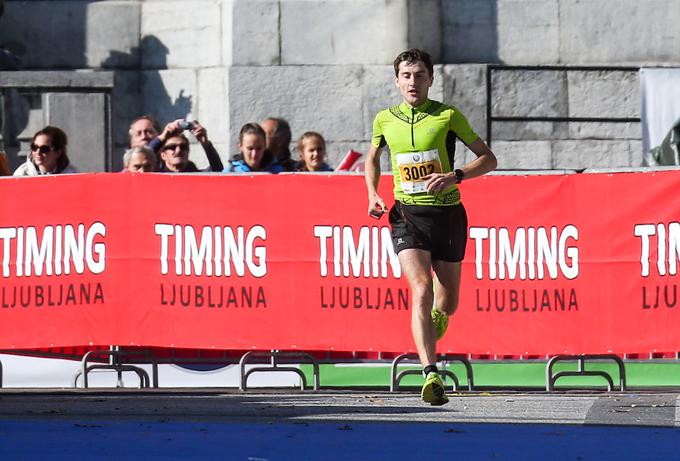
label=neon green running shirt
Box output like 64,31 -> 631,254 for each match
371,99 -> 479,206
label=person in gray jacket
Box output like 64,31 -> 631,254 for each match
13,126 -> 78,176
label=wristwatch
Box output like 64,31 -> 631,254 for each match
453,168 -> 465,184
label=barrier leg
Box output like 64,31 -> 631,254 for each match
76,349 -> 150,389
390,353 -> 473,392
239,350 -> 320,391
546,354 -> 626,391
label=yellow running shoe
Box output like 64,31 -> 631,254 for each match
421,372 -> 449,405
431,307 -> 449,340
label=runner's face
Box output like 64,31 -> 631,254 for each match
395,61 -> 433,107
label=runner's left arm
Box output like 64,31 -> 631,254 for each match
424,138 -> 497,194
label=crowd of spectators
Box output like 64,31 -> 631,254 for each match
6,114 -> 346,176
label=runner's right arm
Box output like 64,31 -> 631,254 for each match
365,144 -> 387,218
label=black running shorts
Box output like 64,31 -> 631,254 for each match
388,201 -> 468,262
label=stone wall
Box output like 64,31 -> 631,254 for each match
1,0 -> 678,171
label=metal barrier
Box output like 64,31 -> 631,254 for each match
390,353 -> 474,392
546,354 -> 626,391
74,349 -> 150,389
239,350 -> 320,391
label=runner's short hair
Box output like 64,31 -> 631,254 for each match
393,48 -> 434,78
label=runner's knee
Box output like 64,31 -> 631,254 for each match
436,291 -> 459,315
410,280 -> 434,305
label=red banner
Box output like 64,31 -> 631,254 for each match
0,171 -> 678,355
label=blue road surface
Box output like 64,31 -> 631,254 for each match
0,420 -> 679,460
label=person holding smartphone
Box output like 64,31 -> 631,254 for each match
364,49 -> 497,405
128,116 -> 223,172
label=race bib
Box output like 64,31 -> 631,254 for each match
396,149 -> 443,194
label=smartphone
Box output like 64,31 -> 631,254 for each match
369,209 -> 384,219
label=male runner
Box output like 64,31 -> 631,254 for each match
365,49 -> 497,405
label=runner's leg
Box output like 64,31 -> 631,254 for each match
398,248 -> 437,367
432,260 -> 462,316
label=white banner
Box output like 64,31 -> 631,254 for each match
640,68 -> 680,155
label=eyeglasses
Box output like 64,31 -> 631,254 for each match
30,144 -> 54,155
163,143 -> 189,151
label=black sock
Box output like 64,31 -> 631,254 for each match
423,364 -> 438,377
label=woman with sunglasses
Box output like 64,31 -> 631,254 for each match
13,126 -> 78,176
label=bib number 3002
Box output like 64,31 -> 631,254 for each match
396,149 -> 443,194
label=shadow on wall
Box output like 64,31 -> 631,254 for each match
441,0 -> 499,63
103,35 -> 193,171
0,1 -> 194,172
139,36 -> 192,124
0,1 -> 95,171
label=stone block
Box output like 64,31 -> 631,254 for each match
197,68 -> 229,144
406,0 -> 442,60
568,122 -> 641,140
280,0 -> 439,65
560,0 -> 680,64
281,0 -> 381,65
1,1 -> 141,69
492,121 -> 565,141
140,69 -> 197,126
491,141 -> 553,169
86,1 -> 141,69
567,70 -> 640,118
494,120 -> 640,142
630,140 -> 644,167
495,0 -> 559,64
2,1 -> 88,68
443,0 -> 558,64
442,64 -> 488,139
441,0 -> 499,63
44,93 -> 109,172
224,0 -> 280,66
228,66 -> 369,146
491,69 -> 567,118
141,1 -> 221,69
552,140 -> 634,169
